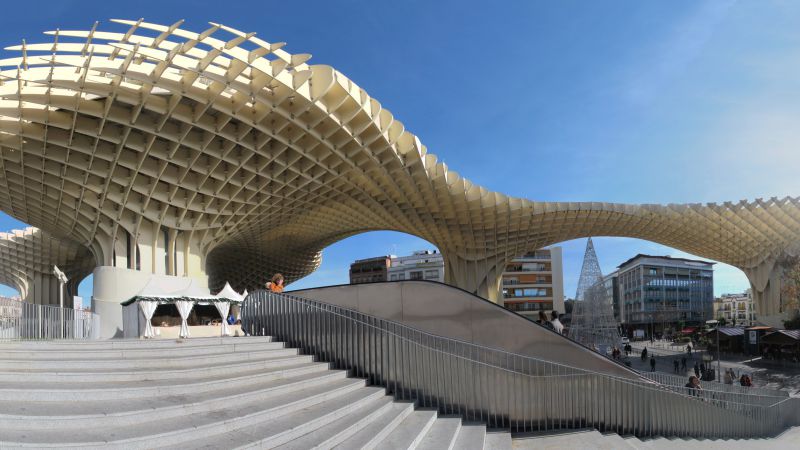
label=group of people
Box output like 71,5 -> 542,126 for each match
536,310 -> 564,334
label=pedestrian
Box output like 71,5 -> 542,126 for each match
740,374 -> 752,387
650,334 -> 654,344
687,343 -> 692,355
685,375 -> 702,396
724,369 -> 733,385
265,273 -> 285,293
673,359 -> 679,373
537,310 -> 554,330
641,347 -> 648,361
693,361 -> 700,378
549,310 -> 564,335
650,355 -> 656,372
680,356 -> 687,372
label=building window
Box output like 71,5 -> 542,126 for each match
390,274 -> 398,281
410,271 -> 423,280
424,270 -> 439,279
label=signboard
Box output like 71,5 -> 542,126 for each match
749,330 -> 758,345
73,296 -> 83,310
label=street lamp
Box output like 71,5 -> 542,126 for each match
53,265 -> 68,339
706,319 -> 720,382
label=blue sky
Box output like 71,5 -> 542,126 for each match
0,0 -> 798,303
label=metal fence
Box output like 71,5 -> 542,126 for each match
0,297 -> 100,340
242,291 -> 800,440
639,370 -> 790,399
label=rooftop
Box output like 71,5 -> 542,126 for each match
617,254 -> 715,270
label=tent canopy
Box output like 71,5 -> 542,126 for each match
121,279 -> 245,306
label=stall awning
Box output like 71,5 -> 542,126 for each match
121,279 -> 245,306
761,330 -> 800,346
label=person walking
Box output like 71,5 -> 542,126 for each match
641,347 -> 648,361
680,356 -> 687,372
549,310 -> 564,335
685,375 -> 702,396
537,311 -> 554,330
724,368 -> 734,385
693,361 -> 700,379
650,355 -> 656,372
265,273 -> 285,293
673,359 -> 680,373
687,343 -> 692,356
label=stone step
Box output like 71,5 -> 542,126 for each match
375,408 -> 438,449
0,360 -> 330,401
0,336 -> 273,351
484,431 -> 513,449
173,386 -> 389,449
0,339 -> 283,360
332,401 -> 416,449
0,346 -> 298,370
0,368 -> 348,430
417,416 -> 462,450
272,394 -> 397,450
0,352 -> 313,383
452,424 -> 487,450
0,376 -> 368,449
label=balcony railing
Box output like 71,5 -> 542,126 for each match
241,291 -> 799,439
0,298 -> 100,341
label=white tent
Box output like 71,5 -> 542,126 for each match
122,280 -> 244,339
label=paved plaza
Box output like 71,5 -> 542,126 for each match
628,341 -> 800,396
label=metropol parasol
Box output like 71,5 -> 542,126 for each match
0,19 -> 797,334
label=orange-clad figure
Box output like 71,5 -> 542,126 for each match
265,273 -> 285,293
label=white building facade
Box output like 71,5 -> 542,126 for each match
387,250 -> 445,283
714,290 -> 757,327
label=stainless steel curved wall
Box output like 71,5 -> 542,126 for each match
290,281 -> 641,379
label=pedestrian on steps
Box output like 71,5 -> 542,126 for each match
265,273 -> 285,293
549,310 -> 564,335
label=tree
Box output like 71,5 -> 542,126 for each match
717,317 -> 727,327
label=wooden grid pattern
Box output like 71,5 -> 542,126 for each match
0,20 -> 798,306
0,227 -> 94,301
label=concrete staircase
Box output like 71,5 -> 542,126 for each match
0,337 -> 512,449
512,427 -> 800,449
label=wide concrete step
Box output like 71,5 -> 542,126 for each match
0,340 -> 283,360
452,424 -> 487,450
272,394 -> 397,449
0,360 -> 330,402
0,376 -> 368,449
0,336 -> 273,351
0,352 -> 313,383
375,409 -> 438,449
0,368 -> 348,430
0,346 -> 296,370
417,416 -> 462,450
332,401 -> 416,449
172,386 -> 390,449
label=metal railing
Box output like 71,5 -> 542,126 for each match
0,297 -> 100,341
639,370 -> 790,399
241,291 -> 800,439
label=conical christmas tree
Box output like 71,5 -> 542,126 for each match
569,238 -> 621,353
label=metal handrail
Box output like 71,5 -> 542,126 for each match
639,370 -> 789,399
241,291 -> 800,439
0,297 -> 99,341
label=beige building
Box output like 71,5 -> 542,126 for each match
0,20 -> 798,336
500,247 -> 564,318
714,290 -> 757,327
